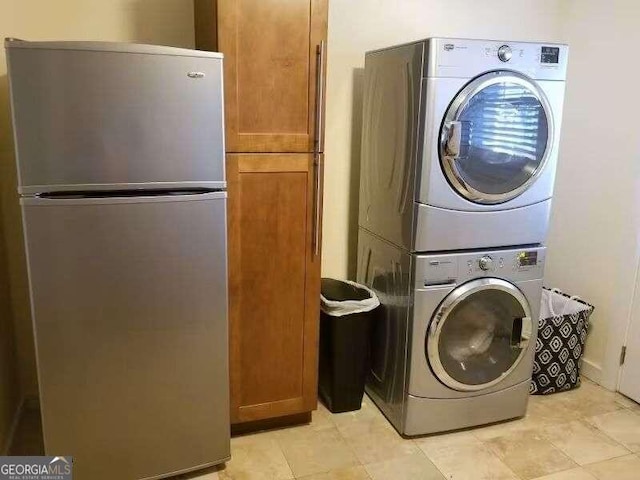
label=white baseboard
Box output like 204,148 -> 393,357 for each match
1,397 -> 24,455
581,358 -> 603,385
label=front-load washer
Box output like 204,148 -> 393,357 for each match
357,228 -> 545,436
359,37 -> 568,252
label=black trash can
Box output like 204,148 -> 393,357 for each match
318,278 -> 380,413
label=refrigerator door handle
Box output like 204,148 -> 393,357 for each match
22,191 -> 227,206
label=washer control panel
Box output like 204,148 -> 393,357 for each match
466,250 -> 543,274
416,247 -> 546,288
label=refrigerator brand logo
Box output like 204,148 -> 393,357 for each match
444,43 -> 455,51
0,456 -> 73,479
187,71 -> 206,79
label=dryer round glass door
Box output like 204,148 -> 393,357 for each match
426,278 -> 533,392
439,71 -> 553,204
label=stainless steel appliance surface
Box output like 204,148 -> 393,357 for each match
358,229 -> 545,436
6,39 -> 230,480
359,37 -> 568,251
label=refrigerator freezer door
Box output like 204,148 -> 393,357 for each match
7,41 -> 225,194
22,192 -> 229,479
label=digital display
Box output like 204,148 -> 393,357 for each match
541,46 -> 560,64
518,251 -> 538,267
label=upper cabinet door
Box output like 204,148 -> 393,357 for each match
196,0 -> 328,153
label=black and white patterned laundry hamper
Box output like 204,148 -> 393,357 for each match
530,288 -> 594,395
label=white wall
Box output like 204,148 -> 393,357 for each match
545,0 -> 640,388
322,0 -> 566,279
0,0 -> 196,399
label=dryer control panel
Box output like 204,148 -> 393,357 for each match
416,247 -> 546,289
425,37 -> 569,81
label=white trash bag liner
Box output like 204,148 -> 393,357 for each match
540,288 -> 587,318
320,280 -> 380,317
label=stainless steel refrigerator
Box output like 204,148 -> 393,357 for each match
5,39 -> 230,479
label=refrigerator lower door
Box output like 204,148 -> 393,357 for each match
22,191 -> 229,480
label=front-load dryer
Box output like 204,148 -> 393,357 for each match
359,37 -> 568,251
357,228 -> 545,435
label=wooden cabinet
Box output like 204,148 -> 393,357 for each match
195,0 -> 327,426
195,0 -> 327,153
226,154 -> 322,423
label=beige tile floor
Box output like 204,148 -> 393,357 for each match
12,380 -> 640,480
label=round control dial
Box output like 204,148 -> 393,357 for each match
498,45 -> 512,62
478,256 -> 494,271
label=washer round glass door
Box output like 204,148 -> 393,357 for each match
427,278 -> 533,392
440,71 -> 553,204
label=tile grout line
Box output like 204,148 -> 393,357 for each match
579,451 -> 638,468
581,410 -> 638,454
268,421 -> 311,480
541,418 -> 630,467
410,439 -> 448,480
523,396 -> 638,474
313,405 -> 370,479
326,409 -> 366,470
328,402 -> 447,479
622,403 -> 640,416
280,440 -> 296,480
475,438 -> 527,480
474,419 -> 581,479
326,401 -> 386,471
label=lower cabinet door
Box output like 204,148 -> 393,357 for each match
226,153 -> 323,423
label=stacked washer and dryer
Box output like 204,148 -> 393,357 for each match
357,38 -> 568,436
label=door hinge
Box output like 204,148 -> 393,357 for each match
620,346 -> 627,366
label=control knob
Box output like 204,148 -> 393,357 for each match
478,256 -> 493,271
498,45 -> 512,62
